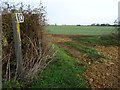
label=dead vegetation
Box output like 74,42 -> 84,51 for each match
2,2 -> 55,86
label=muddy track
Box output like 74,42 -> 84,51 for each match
58,43 -> 99,67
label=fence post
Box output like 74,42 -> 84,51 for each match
12,10 -> 24,80
0,6 -> 2,90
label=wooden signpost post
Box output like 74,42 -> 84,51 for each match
12,10 -> 24,80
0,7 -> 2,90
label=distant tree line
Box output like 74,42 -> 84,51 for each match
76,23 -> 118,26
91,23 -> 112,26
91,22 -> 120,26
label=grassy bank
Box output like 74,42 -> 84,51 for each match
31,45 -> 89,88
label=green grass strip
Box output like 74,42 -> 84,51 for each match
65,42 -> 104,59
31,45 -> 89,88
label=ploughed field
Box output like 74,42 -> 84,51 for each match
32,26 -> 119,88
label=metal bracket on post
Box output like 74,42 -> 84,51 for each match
12,10 -> 24,80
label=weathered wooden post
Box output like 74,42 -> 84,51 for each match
0,6 -> 2,90
12,10 -> 24,80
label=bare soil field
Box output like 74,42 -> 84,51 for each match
84,46 -> 119,88
46,34 -> 119,88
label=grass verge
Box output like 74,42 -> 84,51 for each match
31,45 -> 89,88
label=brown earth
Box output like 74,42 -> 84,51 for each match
47,34 -> 119,89
46,34 -> 72,43
84,46 -> 119,88
45,34 -> 94,43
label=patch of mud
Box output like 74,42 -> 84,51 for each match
84,46 -> 119,88
95,46 -> 118,60
46,34 -> 72,43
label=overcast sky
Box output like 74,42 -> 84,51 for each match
1,0 -> 120,25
